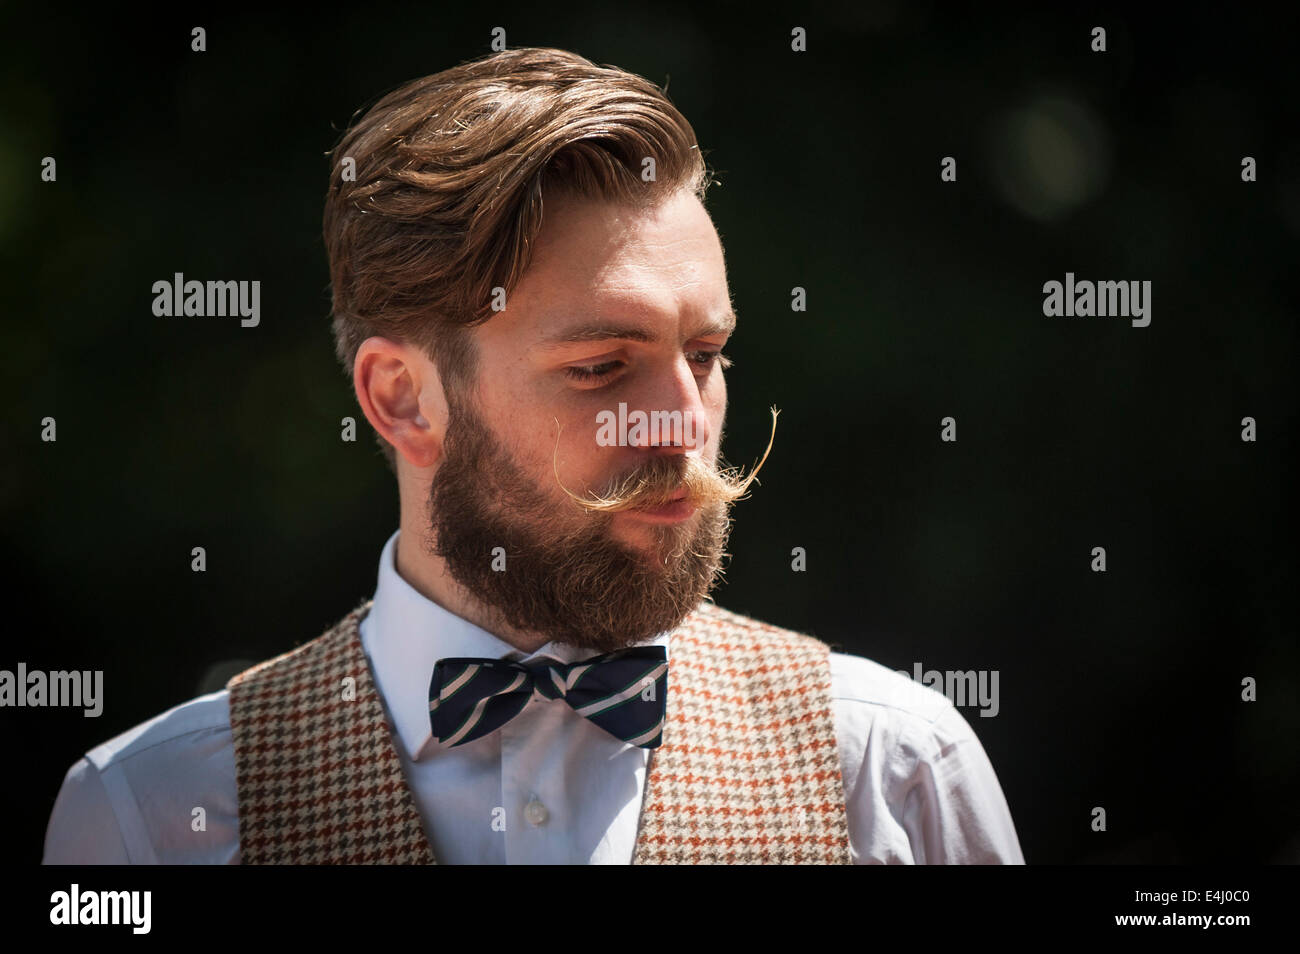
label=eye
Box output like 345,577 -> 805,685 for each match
687,350 -> 733,372
563,351 -> 732,385
564,360 -> 625,382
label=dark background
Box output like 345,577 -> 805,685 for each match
3,3 -> 1296,864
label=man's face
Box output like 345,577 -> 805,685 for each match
424,186 -> 739,652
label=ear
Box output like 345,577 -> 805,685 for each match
353,337 -> 449,469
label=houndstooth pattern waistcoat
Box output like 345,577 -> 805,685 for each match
226,598 -> 852,864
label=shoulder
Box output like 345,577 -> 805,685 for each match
45,690 -> 237,864
825,649 -> 983,783
45,603 -> 376,865
822,651 -> 1024,863
826,649 -> 988,777
686,601 -> 962,727
84,690 -> 233,771
827,651 -> 958,725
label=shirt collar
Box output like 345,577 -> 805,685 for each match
360,529 -> 672,762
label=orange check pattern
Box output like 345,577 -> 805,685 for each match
227,598 -> 851,864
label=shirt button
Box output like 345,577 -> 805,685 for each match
524,797 -> 549,826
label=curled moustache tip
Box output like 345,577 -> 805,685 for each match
551,417 -> 592,508
732,405 -> 780,497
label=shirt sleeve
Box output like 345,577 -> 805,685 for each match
43,757 -> 132,865
898,705 -> 1024,863
840,694 -> 1025,864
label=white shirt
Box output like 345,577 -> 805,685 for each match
43,530 -> 1025,864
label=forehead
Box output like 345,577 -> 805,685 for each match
503,188 -> 731,340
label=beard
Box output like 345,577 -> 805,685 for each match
424,392 -> 735,654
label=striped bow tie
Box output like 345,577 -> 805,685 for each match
428,645 -> 668,749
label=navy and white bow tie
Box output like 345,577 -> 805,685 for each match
428,645 -> 668,749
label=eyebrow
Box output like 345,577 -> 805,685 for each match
538,309 -> 737,348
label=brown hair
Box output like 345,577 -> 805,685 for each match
323,46 -> 715,472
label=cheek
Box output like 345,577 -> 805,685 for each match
516,408 -> 606,493
706,379 -> 727,452
564,417 -> 612,483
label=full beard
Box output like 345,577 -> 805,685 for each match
425,394 -> 733,654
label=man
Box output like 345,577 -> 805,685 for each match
43,46 -> 1024,864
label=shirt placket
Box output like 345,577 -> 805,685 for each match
499,661 -> 566,864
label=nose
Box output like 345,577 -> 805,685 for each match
627,354 -> 712,455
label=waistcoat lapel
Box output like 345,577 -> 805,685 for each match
227,600 -> 433,864
631,601 -> 852,863
228,599 -> 851,864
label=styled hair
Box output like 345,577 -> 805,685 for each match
323,46 -> 714,471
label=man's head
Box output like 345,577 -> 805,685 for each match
325,48 -> 764,651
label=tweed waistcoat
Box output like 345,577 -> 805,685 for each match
226,598 -> 851,864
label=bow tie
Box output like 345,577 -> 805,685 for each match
428,645 -> 668,749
